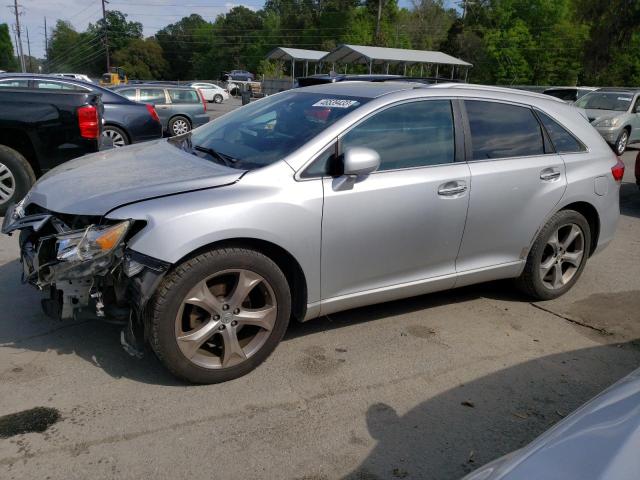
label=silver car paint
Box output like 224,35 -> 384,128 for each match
26,82 -> 618,322
462,366 -> 640,480
581,92 -> 640,145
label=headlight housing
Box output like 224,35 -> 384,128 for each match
595,117 -> 619,127
56,220 -> 131,262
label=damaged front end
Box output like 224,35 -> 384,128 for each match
2,201 -> 169,355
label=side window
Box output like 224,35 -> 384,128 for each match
300,143 -> 338,178
465,100 -> 545,160
169,89 -> 199,104
537,111 -> 586,153
341,100 -> 455,171
118,89 -> 137,101
139,88 -> 166,104
0,79 -> 29,88
34,80 -> 83,91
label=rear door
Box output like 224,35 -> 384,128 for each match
140,87 -> 170,128
455,99 -> 567,279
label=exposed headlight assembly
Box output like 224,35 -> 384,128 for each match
595,117 -> 619,127
56,220 -> 131,262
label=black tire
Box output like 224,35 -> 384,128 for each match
517,210 -> 591,300
614,128 -> 629,155
102,125 -> 130,148
168,116 -> 191,137
213,94 -> 223,104
0,145 -> 36,216
149,247 -> 291,384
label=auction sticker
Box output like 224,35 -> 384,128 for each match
312,99 -> 360,108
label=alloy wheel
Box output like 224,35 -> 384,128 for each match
175,269 -> 277,369
0,162 -> 16,204
172,119 -> 190,135
102,129 -> 126,148
616,130 -> 628,155
539,223 -> 585,290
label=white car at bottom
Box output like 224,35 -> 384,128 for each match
189,82 -> 230,103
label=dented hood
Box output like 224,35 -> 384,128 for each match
28,139 -> 245,215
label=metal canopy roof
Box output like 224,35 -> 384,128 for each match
266,47 -> 328,62
321,44 -> 472,67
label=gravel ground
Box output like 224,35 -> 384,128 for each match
0,148 -> 639,480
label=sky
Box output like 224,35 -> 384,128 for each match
5,0 -> 451,61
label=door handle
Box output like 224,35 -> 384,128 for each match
438,181 -> 467,197
540,168 -> 561,181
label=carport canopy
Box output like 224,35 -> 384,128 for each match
266,47 -> 329,85
320,44 -> 472,77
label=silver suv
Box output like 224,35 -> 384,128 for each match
2,82 -> 624,383
574,88 -> 640,155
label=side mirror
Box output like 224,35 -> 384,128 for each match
343,147 -> 381,177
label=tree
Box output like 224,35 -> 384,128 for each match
0,23 -> 17,71
45,20 -> 84,73
156,14 -> 213,80
112,38 -> 168,79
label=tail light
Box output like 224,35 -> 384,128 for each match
611,157 -> 625,183
77,105 -> 99,139
198,89 -> 207,112
145,104 -> 160,123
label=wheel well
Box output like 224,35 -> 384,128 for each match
0,128 -> 40,175
177,238 -> 308,322
561,202 -> 600,255
104,123 -> 131,144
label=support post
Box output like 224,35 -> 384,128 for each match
291,59 -> 295,87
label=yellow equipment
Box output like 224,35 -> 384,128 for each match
99,67 -> 128,87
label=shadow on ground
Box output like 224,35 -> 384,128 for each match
339,341 -> 640,480
620,182 -> 640,219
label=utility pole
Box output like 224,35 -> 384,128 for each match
44,17 -> 48,54
101,0 -> 110,72
25,25 -> 31,72
11,0 -> 26,72
375,0 -> 382,46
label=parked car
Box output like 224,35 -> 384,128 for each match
188,82 -> 230,103
543,86 -> 597,102
463,366 -> 640,480
574,88 -> 640,155
0,85 -> 103,214
0,73 -> 162,148
52,73 -> 93,83
224,70 -> 254,81
114,84 -> 209,136
2,82 -> 622,383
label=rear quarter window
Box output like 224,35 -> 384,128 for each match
169,89 -> 199,104
536,110 -> 586,153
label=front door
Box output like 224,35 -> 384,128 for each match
320,99 -> 470,314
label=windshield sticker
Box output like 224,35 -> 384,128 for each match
312,99 -> 360,108
618,97 -> 632,101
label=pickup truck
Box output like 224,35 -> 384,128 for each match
0,87 -> 104,215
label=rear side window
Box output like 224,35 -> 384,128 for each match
0,79 -> 28,88
537,111 -> 586,153
34,80 -> 87,91
341,100 -> 455,171
465,100 -> 545,160
140,88 -> 166,103
169,89 -> 199,104
118,89 -> 137,100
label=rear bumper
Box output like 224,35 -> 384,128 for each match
192,114 -> 210,128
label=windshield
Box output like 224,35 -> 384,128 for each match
575,92 -> 633,111
188,91 -> 368,169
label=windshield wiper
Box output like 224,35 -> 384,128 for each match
193,145 -> 239,167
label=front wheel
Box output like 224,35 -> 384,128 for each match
0,145 -> 36,216
149,248 -> 291,384
614,129 -> 629,155
517,210 -> 591,300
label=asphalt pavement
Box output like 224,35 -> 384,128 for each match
0,149 -> 639,480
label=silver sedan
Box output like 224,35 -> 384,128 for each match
2,82 -> 623,383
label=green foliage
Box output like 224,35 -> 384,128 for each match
0,23 -> 17,71
112,38 -> 168,79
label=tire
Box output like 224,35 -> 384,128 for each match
614,128 -> 629,155
102,126 -> 129,148
517,210 -> 591,300
149,247 -> 292,384
213,94 -> 223,104
168,116 -> 191,137
0,145 -> 36,216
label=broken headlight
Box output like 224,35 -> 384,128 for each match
56,220 -> 131,262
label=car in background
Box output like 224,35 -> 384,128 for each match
574,88 -> 640,155
635,151 -> 640,188
543,86 -> 597,103
463,366 -> 640,480
0,86 -> 104,214
114,84 -> 209,136
0,73 -> 162,148
224,70 -> 254,81
53,73 -> 93,83
188,82 -> 230,103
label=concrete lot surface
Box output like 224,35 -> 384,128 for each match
0,150 -> 639,480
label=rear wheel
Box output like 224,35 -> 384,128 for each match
213,94 -> 223,104
102,126 -> 129,148
169,116 -> 191,136
0,145 -> 36,215
149,248 -> 291,384
517,210 -> 590,300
